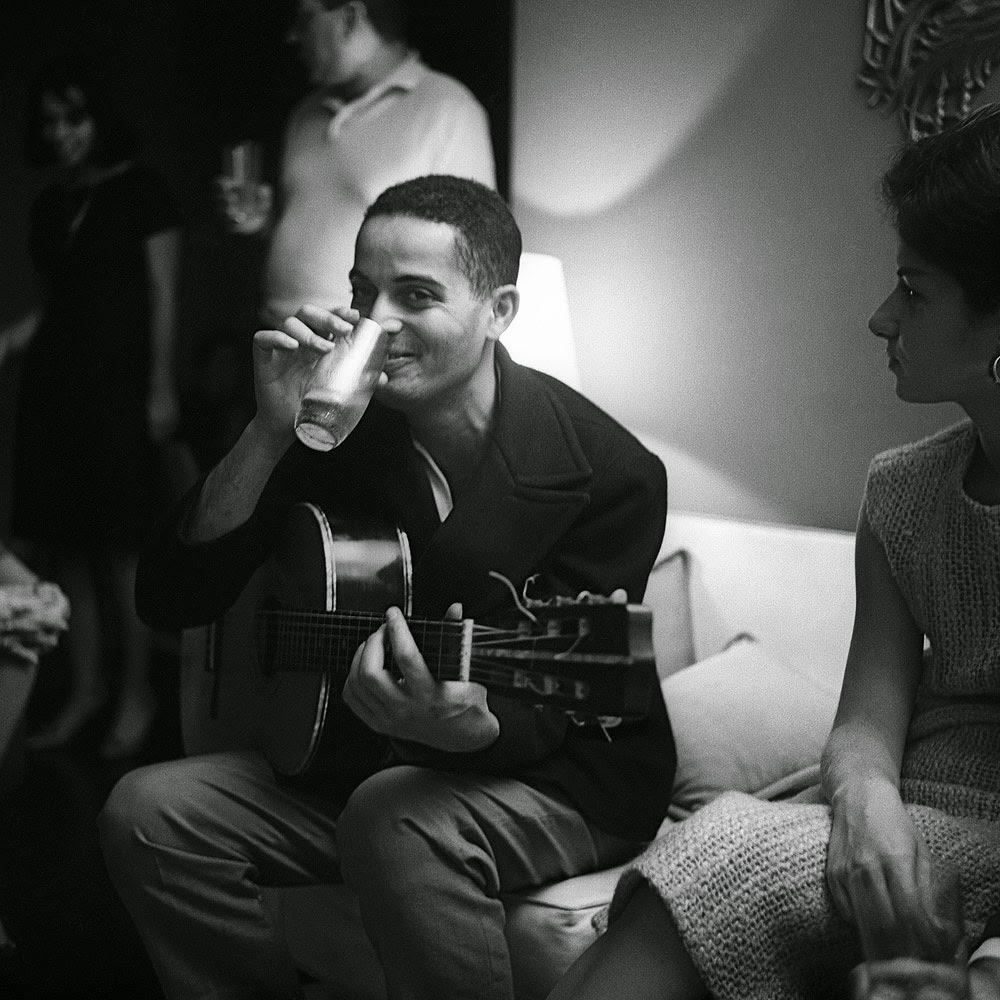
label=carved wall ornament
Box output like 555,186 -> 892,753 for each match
859,0 -> 1000,139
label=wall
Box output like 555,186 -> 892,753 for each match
511,0 -> 1000,529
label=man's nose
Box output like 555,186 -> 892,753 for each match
368,295 -> 398,328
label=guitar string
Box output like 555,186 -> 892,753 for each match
257,608 -> 542,642
263,627 -> 597,674
261,626 -> 589,653
257,615 -> 573,653
256,609 -> 584,644
261,638 -> 609,687
252,652 -> 598,699
256,617 -> 623,707
255,609 -> 604,694
264,628 -> 584,659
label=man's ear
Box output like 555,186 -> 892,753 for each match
486,285 -> 519,341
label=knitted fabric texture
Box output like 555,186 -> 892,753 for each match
612,794 -> 1000,1000
866,421 -> 1000,821
609,422 -> 1000,1000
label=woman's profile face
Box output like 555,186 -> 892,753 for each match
39,86 -> 97,170
868,244 -> 998,404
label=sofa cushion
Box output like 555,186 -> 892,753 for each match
662,635 -> 838,815
266,862 -> 640,1000
643,548 -> 695,679
502,864 -> 630,999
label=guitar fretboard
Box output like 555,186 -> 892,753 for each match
242,599 -> 655,717
260,608 -> 469,679
254,606 -> 610,708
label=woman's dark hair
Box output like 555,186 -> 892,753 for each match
22,55 -> 141,169
882,101 -> 1000,314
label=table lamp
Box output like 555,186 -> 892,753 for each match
502,253 -> 581,389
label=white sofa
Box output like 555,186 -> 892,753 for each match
263,499 -> 858,1000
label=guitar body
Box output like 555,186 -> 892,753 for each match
181,503 -> 412,784
182,501 -> 658,786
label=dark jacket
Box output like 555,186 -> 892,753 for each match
137,345 -> 673,840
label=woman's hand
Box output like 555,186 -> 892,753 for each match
827,776 -> 935,939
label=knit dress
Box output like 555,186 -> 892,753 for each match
609,421 -> 1000,1000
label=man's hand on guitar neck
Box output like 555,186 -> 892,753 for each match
343,605 -> 501,753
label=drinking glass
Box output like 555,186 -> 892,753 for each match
293,317 -> 389,451
850,859 -> 969,999
220,141 -> 269,232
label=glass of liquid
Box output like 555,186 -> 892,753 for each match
850,859 -> 969,999
293,317 -> 389,451
220,140 -> 269,232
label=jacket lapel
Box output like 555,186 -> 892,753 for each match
411,347 -> 593,617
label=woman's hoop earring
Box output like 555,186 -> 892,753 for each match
992,355 -> 1000,385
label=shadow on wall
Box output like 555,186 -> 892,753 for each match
635,433 -> 785,523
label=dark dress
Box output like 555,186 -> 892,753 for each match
10,162 -> 182,552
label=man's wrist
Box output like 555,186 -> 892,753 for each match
246,414 -> 296,457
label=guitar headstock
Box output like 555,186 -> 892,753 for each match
474,595 -> 657,719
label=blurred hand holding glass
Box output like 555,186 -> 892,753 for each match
293,317 -> 389,452
218,141 -> 272,234
850,859 -> 969,1000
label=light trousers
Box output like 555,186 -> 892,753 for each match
97,750 -> 638,1000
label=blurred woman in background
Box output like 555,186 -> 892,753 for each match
0,55 -> 184,759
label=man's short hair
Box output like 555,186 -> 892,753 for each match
323,0 -> 406,41
363,175 -> 522,298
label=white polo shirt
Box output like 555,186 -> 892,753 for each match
262,52 -> 496,324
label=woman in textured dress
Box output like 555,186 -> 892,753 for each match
0,57 -> 184,759
549,104 -> 1000,1000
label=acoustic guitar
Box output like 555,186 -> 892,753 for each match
181,502 -> 657,787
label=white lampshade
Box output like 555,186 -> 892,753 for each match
501,253 -> 581,389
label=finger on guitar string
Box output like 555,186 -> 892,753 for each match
347,610 -> 429,704
343,623 -> 394,732
382,606 -> 436,695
